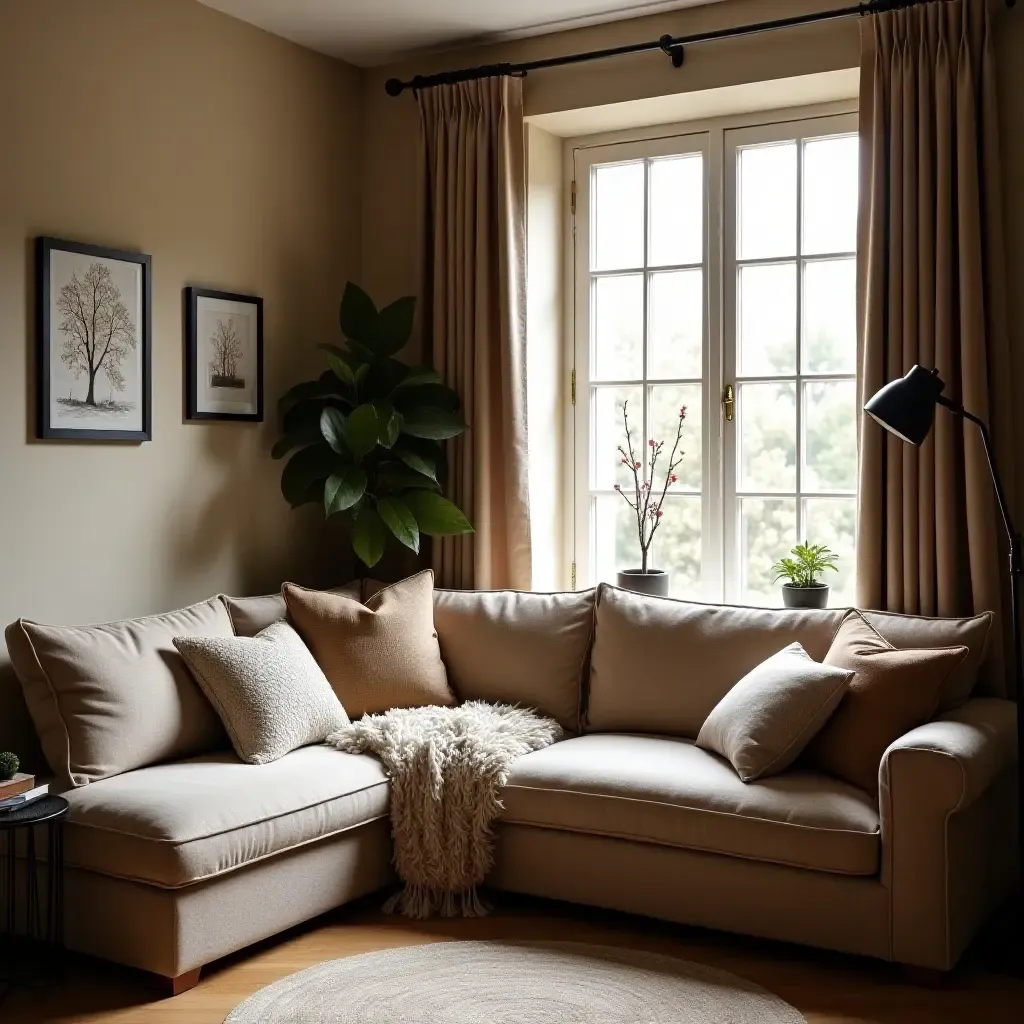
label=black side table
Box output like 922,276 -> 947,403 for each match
0,795 -> 68,985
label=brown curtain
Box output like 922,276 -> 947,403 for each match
857,0 -> 1012,696
416,77 -> 532,590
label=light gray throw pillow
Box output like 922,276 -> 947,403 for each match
696,642 -> 852,782
173,622 -> 349,765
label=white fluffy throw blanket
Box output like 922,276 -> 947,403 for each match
327,702 -> 563,919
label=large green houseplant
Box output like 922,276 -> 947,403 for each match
274,284 -> 473,568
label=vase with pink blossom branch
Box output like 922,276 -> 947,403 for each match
612,400 -> 687,596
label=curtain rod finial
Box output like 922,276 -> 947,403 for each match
384,78 -> 405,97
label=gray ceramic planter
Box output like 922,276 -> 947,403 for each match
781,584 -> 829,609
617,569 -> 670,597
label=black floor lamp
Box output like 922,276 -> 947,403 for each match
864,364 -> 1024,961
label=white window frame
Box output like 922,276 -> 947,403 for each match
564,102 -> 858,602
721,114 -> 859,603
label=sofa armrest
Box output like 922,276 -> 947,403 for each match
880,697 -> 1018,969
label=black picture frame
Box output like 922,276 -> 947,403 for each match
185,287 -> 264,422
36,237 -> 152,441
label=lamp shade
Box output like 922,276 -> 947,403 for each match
864,365 -> 947,446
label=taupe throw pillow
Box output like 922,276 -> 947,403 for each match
174,622 -> 349,765
433,588 -> 596,732
696,643 -> 853,782
5,598 -> 232,787
805,611 -> 969,794
220,581 -> 362,638
586,584 -> 845,738
283,570 -> 455,718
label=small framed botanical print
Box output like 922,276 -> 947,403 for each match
185,287 -> 263,422
37,237 -> 152,441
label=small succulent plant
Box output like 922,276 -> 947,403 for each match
0,751 -> 19,781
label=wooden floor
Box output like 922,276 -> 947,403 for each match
4,894 -> 1023,1023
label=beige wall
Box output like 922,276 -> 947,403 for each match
0,0 -> 361,757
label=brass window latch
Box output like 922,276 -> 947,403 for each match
722,384 -> 735,422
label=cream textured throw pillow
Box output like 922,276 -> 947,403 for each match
283,570 -> 455,718
697,643 -> 853,782
173,622 -> 349,765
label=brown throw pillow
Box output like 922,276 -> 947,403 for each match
282,570 -> 454,718
805,611 -> 969,794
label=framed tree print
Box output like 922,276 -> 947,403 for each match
185,287 -> 263,422
37,237 -> 152,441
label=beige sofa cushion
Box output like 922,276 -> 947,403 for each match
860,609 -> 992,710
63,745 -> 389,888
433,589 -> 595,731
173,623 -> 349,765
696,643 -> 852,781
221,581 -> 362,638
586,585 -> 844,738
806,612 -> 969,795
283,570 -> 454,718
500,733 -> 879,875
5,599 -> 232,787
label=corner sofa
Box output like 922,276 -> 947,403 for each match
3,582 -> 1018,993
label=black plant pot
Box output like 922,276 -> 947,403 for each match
617,569 -> 670,597
781,583 -> 829,609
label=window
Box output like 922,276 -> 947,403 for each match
570,112 -> 858,605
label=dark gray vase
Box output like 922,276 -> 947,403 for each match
781,583 -> 829,609
617,569 -> 670,597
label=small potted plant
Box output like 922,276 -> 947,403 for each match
0,751 -> 19,781
611,400 -> 687,597
771,542 -> 839,608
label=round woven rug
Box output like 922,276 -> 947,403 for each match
225,940 -> 805,1023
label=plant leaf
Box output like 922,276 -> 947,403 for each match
278,378 -> 342,414
339,283 -> 378,347
320,407 -> 349,455
373,401 -> 402,448
324,467 -> 367,516
395,382 -> 461,413
365,357 -> 411,397
352,506 -> 388,568
281,444 -> 339,508
377,495 -> 420,553
355,363 -> 369,386
271,435 -> 299,460
375,296 -> 416,356
325,353 -> 355,386
393,448 -> 437,483
400,406 -> 468,440
345,404 -> 381,458
284,398 -> 333,441
377,462 -> 440,493
394,367 -> 442,390
402,490 -> 473,536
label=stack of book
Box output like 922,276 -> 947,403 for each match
0,773 -> 48,813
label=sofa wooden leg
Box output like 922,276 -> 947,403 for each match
901,965 -> 946,988
165,967 -> 202,996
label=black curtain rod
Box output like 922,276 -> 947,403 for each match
384,0 -> 1014,96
